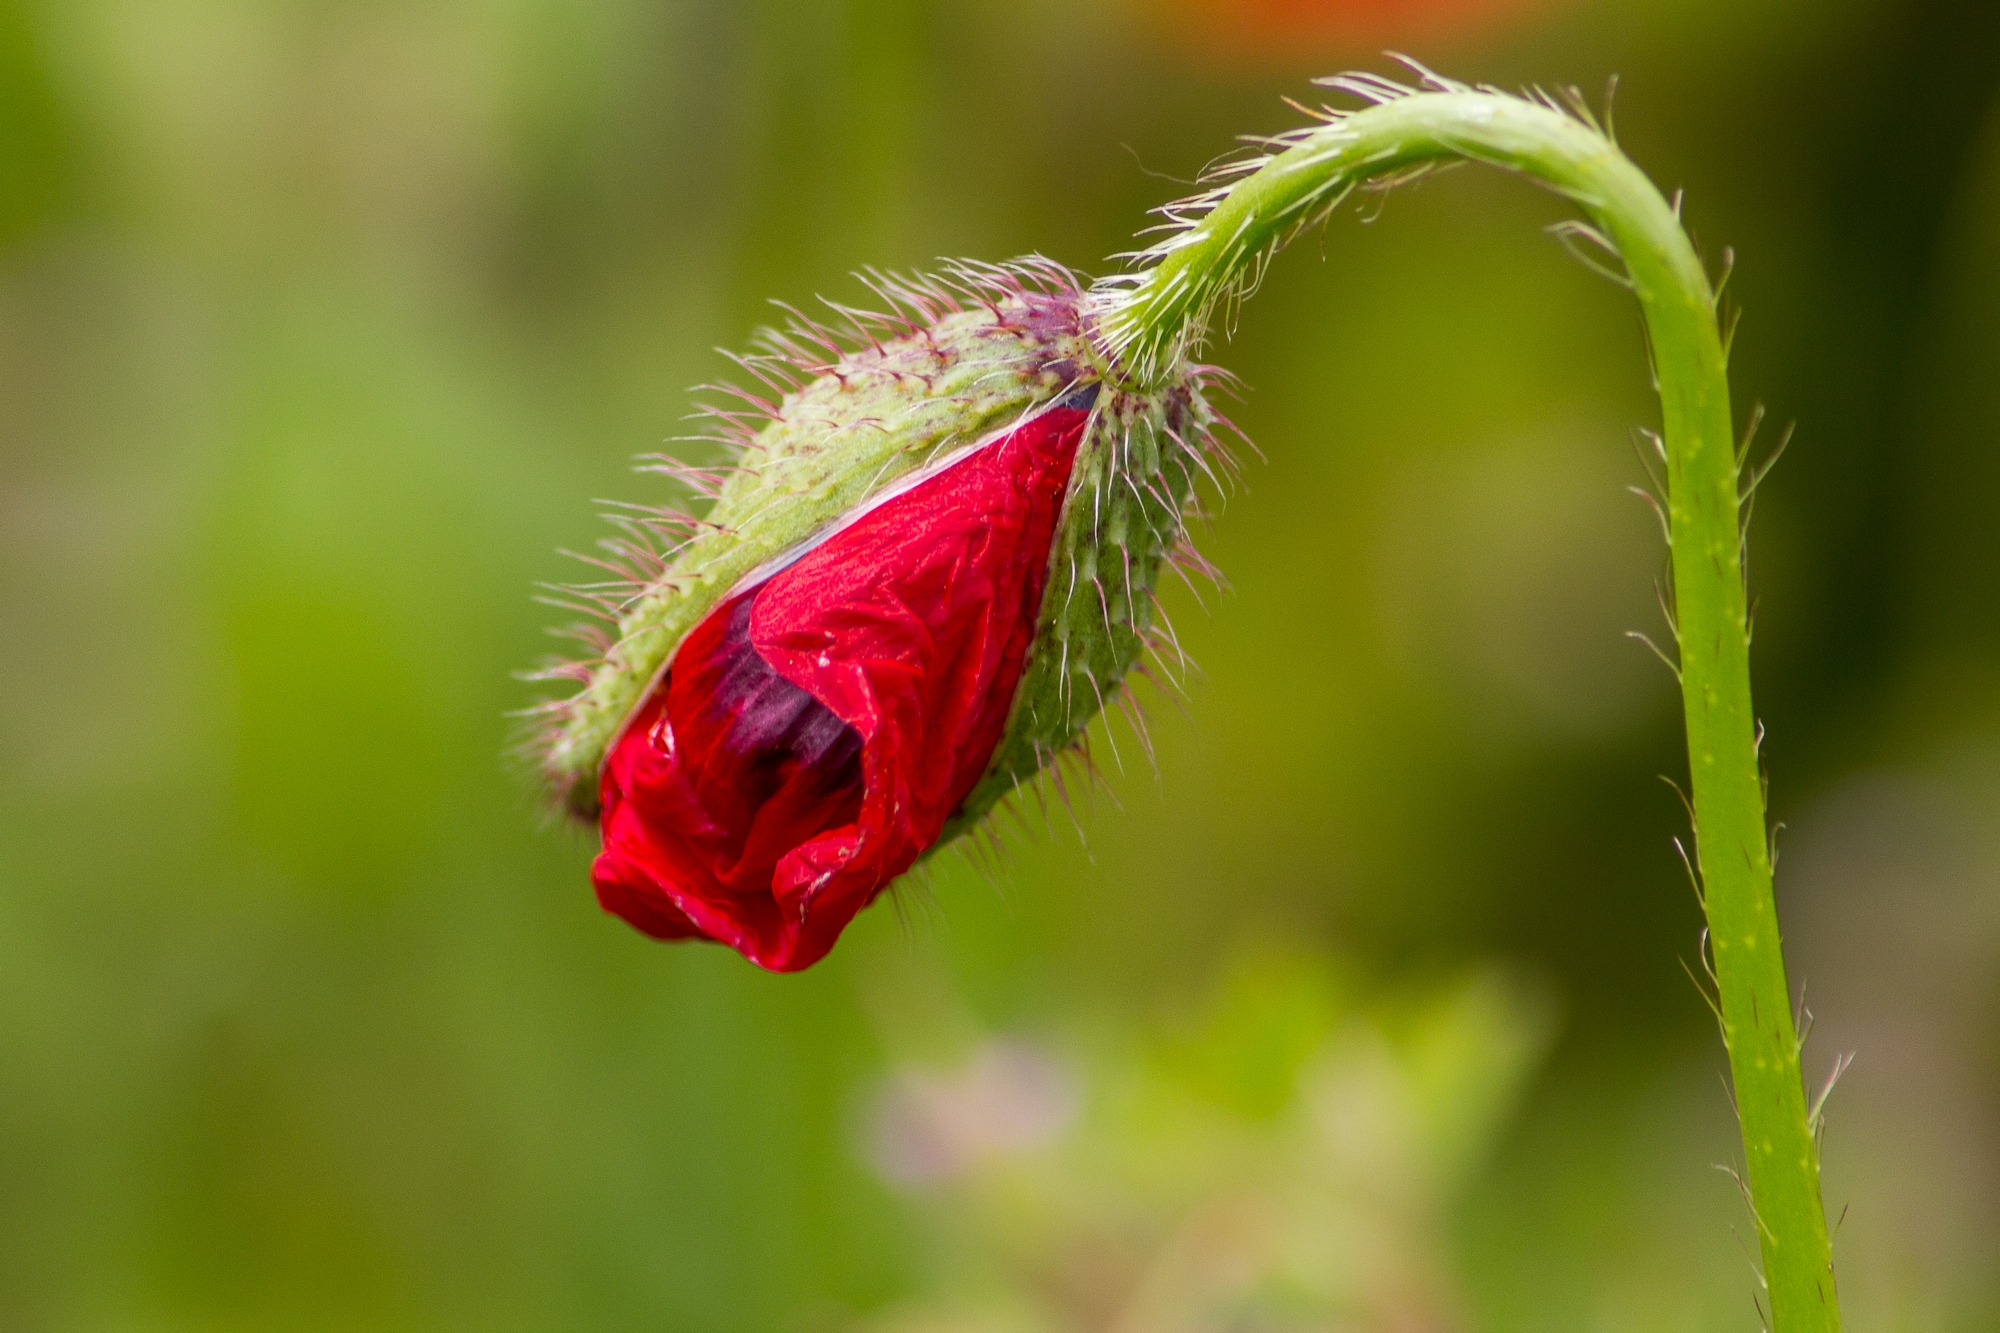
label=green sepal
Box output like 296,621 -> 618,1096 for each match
541,292 -> 1100,818
937,374 -> 1214,847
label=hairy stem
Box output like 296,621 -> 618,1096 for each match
1097,83 -> 1838,1330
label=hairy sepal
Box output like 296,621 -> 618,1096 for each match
535,262 -> 1226,858
540,272 -> 1098,818
939,372 -> 1219,845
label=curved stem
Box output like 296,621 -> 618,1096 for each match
1098,84 -> 1838,1331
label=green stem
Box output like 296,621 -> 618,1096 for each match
1098,84 -> 1838,1330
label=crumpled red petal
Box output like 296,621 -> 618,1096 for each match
591,401 -> 1091,970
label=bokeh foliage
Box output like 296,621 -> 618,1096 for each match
3,0 -> 1998,1329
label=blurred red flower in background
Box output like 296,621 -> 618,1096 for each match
1146,0 -> 1553,59
590,398 -> 1095,972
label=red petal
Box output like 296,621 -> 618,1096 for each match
591,402 -> 1090,970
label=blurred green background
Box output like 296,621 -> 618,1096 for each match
4,0 -> 1999,1328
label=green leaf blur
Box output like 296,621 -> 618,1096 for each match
3,0 -> 1997,1329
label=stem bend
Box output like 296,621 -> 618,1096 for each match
1094,74 -> 1839,1333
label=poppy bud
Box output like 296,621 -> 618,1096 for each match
531,263 -> 1225,970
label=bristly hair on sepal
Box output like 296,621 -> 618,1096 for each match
520,256 -> 1242,843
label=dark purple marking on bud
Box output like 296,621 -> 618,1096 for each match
693,595 -> 865,807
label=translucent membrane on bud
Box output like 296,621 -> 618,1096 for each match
591,402 -> 1092,971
